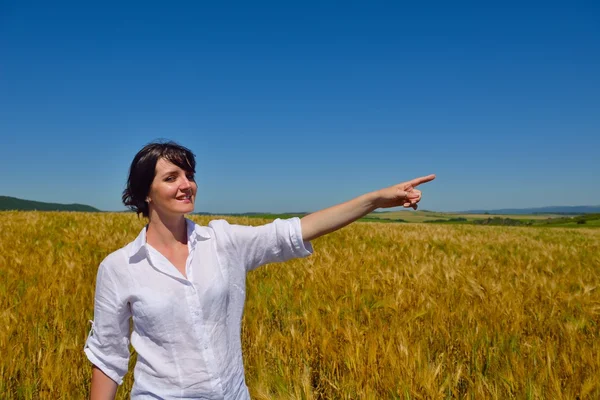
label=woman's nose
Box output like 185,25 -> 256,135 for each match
180,176 -> 192,189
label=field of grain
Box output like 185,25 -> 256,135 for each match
1,211 -> 599,399
366,210 -> 566,223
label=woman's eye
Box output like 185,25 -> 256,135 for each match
187,174 -> 195,181
165,176 -> 175,182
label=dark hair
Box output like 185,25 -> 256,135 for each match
122,140 -> 196,217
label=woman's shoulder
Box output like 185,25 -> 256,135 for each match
206,218 -> 230,229
205,218 -> 261,238
97,246 -> 130,275
95,236 -> 140,280
101,246 -> 129,264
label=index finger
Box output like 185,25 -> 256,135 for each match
408,174 -> 436,187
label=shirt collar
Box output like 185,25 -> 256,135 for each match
127,218 -> 211,259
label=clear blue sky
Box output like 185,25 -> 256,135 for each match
1,1 -> 598,213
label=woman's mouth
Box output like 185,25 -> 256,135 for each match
176,195 -> 192,203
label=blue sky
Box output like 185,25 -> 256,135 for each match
1,1 -> 598,213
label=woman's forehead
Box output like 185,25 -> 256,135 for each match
155,158 -> 185,173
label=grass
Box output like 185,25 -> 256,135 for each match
1,211 -> 599,398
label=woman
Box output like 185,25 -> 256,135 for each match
84,141 -> 435,399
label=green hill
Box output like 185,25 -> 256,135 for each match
0,196 -> 100,212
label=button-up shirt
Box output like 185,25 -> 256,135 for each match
84,217 -> 313,399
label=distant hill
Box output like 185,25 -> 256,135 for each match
0,196 -> 100,212
459,205 -> 600,215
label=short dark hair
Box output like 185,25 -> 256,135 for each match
122,141 -> 196,217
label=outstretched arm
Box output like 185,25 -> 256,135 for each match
300,174 -> 435,241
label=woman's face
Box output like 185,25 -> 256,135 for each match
147,158 -> 197,217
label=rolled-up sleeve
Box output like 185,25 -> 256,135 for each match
229,217 -> 314,271
84,262 -> 131,384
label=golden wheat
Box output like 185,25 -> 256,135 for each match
1,212 -> 599,399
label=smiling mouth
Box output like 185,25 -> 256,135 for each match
176,195 -> 192,201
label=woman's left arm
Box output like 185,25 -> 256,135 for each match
300,174 -> 435,241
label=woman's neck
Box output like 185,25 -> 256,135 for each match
146,213 -> 187,249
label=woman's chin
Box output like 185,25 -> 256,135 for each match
179,205 -> 194,214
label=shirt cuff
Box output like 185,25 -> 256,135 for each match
290,217 -> 314,257
84,346 -> 124,385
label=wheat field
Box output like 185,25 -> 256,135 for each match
1,211 -> 599,399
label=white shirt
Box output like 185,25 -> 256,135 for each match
84,217 -> 313,399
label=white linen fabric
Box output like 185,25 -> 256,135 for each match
84,217 -> 313,399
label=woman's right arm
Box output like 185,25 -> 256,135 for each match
90,365 -> 118,400
84,262 -> 132,399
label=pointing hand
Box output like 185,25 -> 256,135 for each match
374,174 -> 436,210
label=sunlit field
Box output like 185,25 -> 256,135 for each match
365,210 -> 566,222
1,212 -> 599,399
